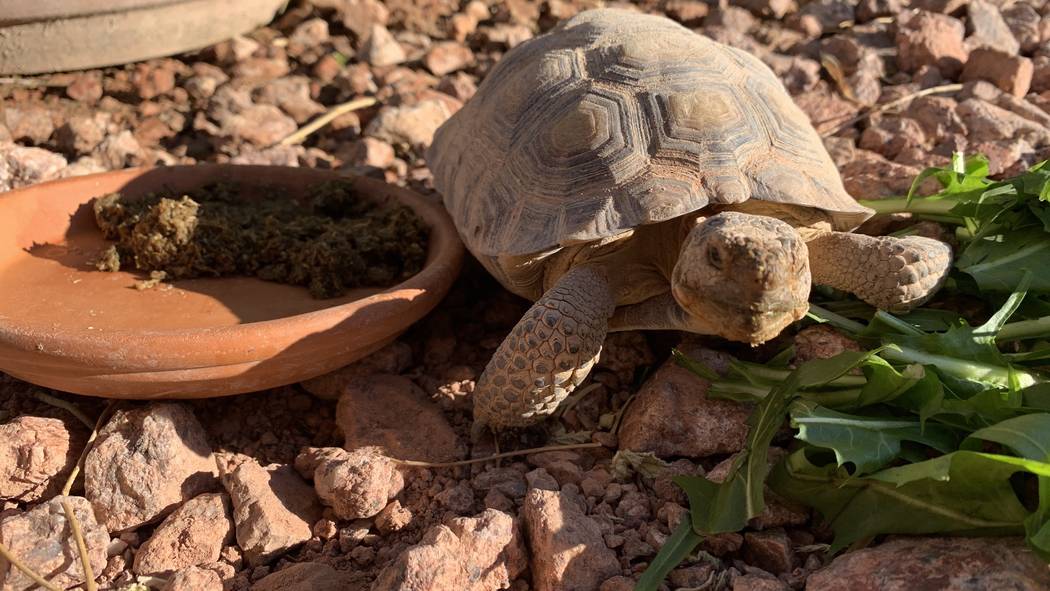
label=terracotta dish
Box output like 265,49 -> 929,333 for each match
0,165 -> 464,398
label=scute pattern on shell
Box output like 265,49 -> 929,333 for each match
426,8 -> 872,257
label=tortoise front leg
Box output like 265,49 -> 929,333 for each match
472,265 -> 615,436
806,232 -> 952,312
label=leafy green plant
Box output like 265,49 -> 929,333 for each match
637,157 -> 1050,590
862,154 -> 1050,294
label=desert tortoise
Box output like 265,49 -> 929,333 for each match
426,8 -> 953,433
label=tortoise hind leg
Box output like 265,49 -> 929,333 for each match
472,265 -> 615,437
807,232 -> 952,313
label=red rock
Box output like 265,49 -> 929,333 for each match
962,48 -> 1034,97
133,61 -> 177,100
312,54 -> 343,83
619,346 -> 750,459
340,137 -> 396,170
133,493 -> 234,576
473,467 -> 528,499
840,150 -> 929,199
971,139 -> 1030,176
663,0 -> 710,24
670,565 -> 716,588
231,57 -> 290,85
794,325 -> 862,364
437,71 -> 478,101
707,6 -> 756,32
804,537 -> 1050,590
374,509 -> 526,591
856,0 -> 902,22
256,76 -> 325,123
1002,2 -> 1042,53
956,98 -> 1050,145
375,500 -> 413,534
464,0 -> 489,22
744,529 -> 796,574
794,14 -> 824,38
290,17 -> 330,49
858,116 -> 927,159
97,129 -> 146,169
326,0 -> 389,38
0,143 -> 67,191
523,488 -> 620,591
799,0 -> 855,31
335,374 -> 463,463
896,10 -> 968,77
700,532 -> 744,556
184,66 -> 228,101
910,0 -> 966,13
212,35 -> 259,64
66,72 -> 103,103
299,341 -> 412,400
449,13 -> 479,42
3,105 -> 54,145
222,460 -> 322,566
1034,56 -> 1050,93
706,449 -> 809,530
252,562 -> 358,591
736,0 -> 790,19
481,24 -> 534,48
161,566 -> 222,591
84,403 -> 217,533
361,24 -> 407,67
763,54 -> 821,94
424,42 -> 475,76
965,0 -> 1020,55
0,416 -> 80,503
433,481 -> 475,514
793,83 -> 861,135
222,104 -> 297,147
735,575 -> 790,591
312,446 -> 404,520
0,496 -> 110,591
904,95 -> 967,142
229,145 -> 303,166
600,576 -> 637,591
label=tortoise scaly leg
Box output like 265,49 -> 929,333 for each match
806,232 -> 952,313
472,265 -> 615,438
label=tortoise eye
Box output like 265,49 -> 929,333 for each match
708,247 -> 723,270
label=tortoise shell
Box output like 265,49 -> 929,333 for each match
426,8 -> 872,257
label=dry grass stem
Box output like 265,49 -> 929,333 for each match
63,401 -> 117,496
822,83 -> 963,137
60,499 -> 97,591
276,96 -> 379,146
33,392 -> 94,430
820,54 -> 858,104
0,542 -> 63,591
393,441 -> 605,468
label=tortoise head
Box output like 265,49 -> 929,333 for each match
671,211 -> 811,345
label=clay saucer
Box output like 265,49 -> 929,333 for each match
0,164 -> 464,398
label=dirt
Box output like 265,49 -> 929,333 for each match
91,180 -> 429,298
1,0 -> 1049,590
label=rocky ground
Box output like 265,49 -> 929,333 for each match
2,0 -> 1050,590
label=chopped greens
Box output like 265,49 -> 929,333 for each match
638,157 -> 1050,590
